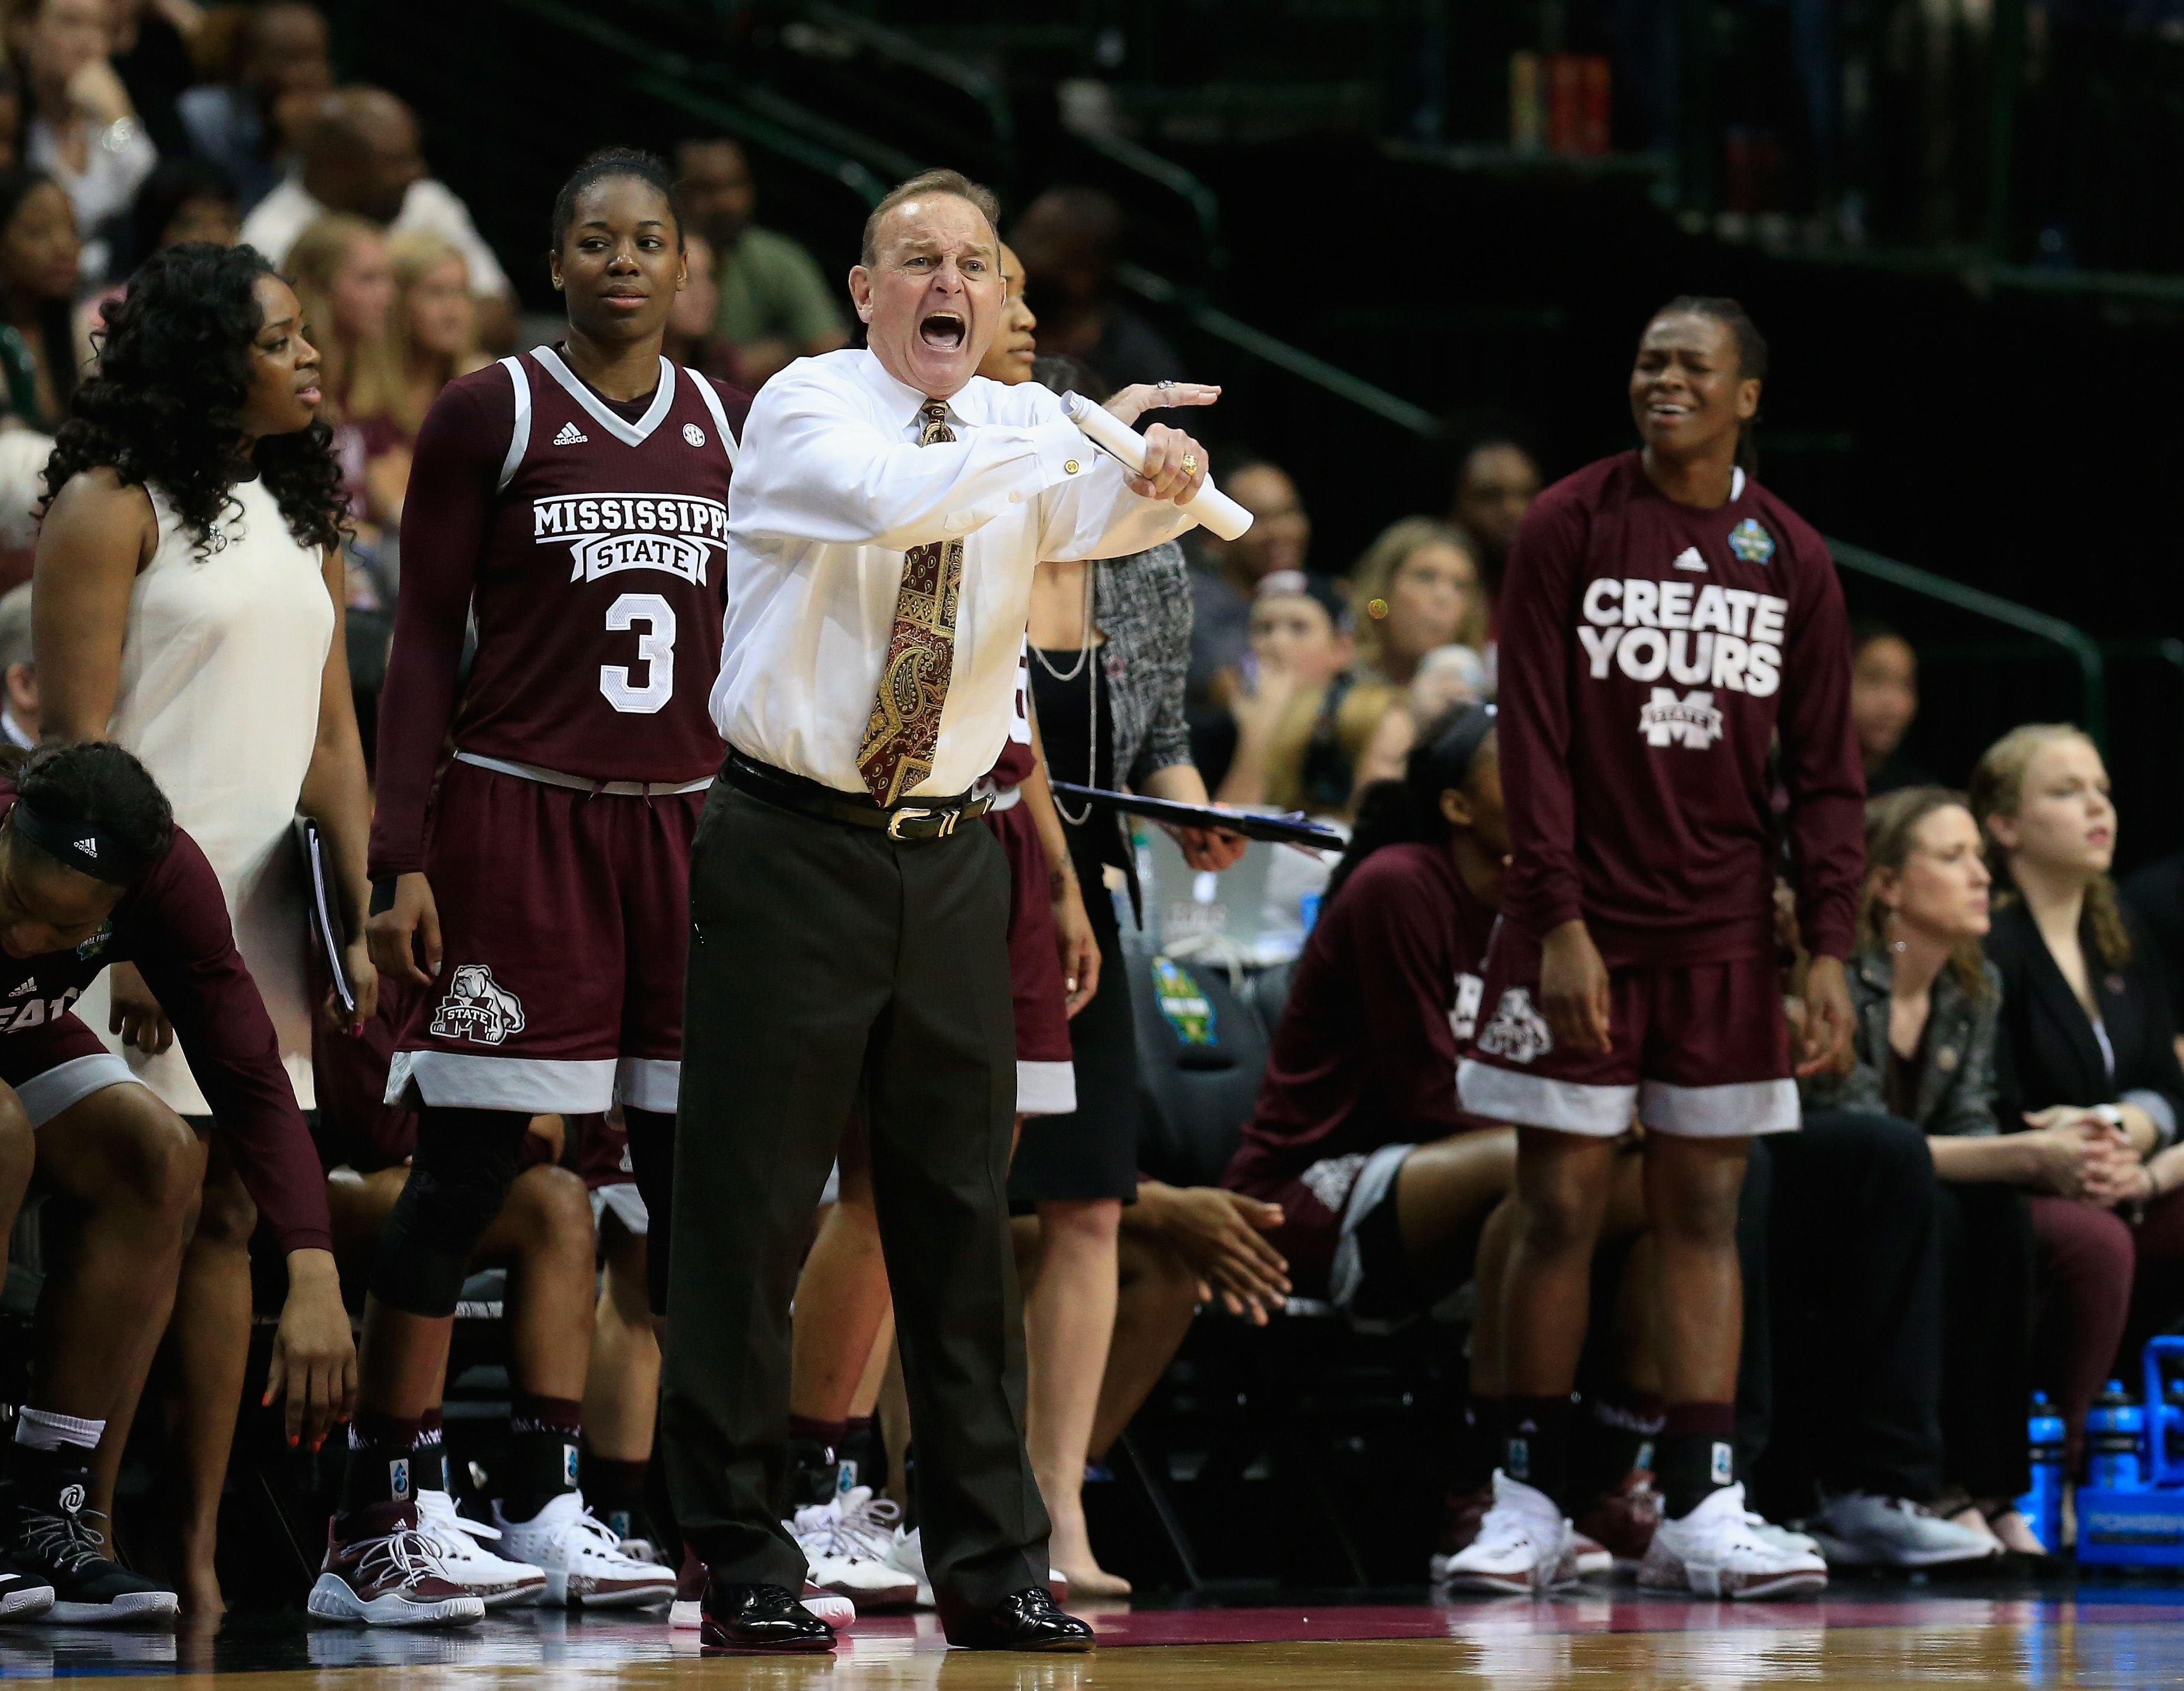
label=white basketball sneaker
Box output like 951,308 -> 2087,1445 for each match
413,1491 -> 546,1609
1437,1471 -> 1581,1596
881,1525 -> 1070,1609
1638,1484 -> 1829,1599
792,1488 -> 920,1609
490,1492 -> 676,1608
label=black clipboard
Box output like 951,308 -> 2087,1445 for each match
1048,783 -> 1346,852
292,816 -> 357,1021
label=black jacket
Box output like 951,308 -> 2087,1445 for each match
1985,898 -> 2184,1138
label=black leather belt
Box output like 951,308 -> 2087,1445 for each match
723,751 -> 992,842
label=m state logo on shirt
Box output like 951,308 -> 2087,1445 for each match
1638,688 -> 1725,749
531,493 -> 729,587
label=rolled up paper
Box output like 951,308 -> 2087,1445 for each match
1060,391 -> 1254,541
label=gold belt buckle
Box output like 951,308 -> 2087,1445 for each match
887,806 -> 935,840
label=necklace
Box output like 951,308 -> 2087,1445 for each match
1036,563 -> 1098,826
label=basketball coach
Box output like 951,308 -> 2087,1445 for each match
663,168 -> 1215,1653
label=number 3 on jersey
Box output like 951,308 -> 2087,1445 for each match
601,592 -> 676,713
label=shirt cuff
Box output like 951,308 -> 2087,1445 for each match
1026,418 -> 1100,491
2123,1089 -> 2179,1150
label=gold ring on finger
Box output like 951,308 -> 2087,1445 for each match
1181,454 -> 1199,476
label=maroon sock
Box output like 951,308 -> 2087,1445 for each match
1656,1402 -> 1738,1519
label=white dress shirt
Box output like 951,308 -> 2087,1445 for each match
239,174 -> 512,298
713,348 -> 1198,797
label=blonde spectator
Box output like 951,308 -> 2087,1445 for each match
355,229 -> 487,530
284,213 -> 402,528
1217,571 -> 1396,817
1348,516 -> 1489,688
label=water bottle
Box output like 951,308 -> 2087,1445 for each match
2018,1392 -> 2066,1553
2085,1380 -> 2146,1491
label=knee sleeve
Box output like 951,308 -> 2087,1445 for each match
368,1108 -> 532,1317
623,1108 -> 674,1319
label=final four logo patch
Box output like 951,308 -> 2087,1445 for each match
1727,519 -> 1775,565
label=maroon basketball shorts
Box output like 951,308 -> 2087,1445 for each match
985,797 -> 1074,1117
389,758 -> 706,1117
1457,921 -> 1797,1138
2,1012 -> 137,1126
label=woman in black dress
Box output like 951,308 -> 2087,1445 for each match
1016,356 -> 1241,1595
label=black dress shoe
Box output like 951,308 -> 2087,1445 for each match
699,1581 -> 837,1653
941,1586 -> 1096,1651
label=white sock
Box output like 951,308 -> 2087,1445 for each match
13,1407 -> 106,1453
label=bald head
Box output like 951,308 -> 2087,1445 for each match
302,88 -> 423,224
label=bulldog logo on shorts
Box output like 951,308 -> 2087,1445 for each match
428,965 -> 527,1045
1477,988 -> 1553,1065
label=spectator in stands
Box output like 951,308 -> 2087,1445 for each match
367,229 -> 487,524
74,159 -> 237,348
8,0 -> 157,279
284,213 -> 402,529
1008,187 -> 1180,392
0,578 -> 34,743
1215,571 -> 1392,817
0,167 -> 81,433
239,87 -> 515,350
1973,725 -> 2184,1446
31,243 -> 375,1614
1448,434 -> 1541,604
177,1 -> 331,214
107,0 -> 198,160
1795,788 -> 2049,1557
1348,517 -> 1489,689
660,230 -> 736,382
1851,623 -> 1929,795
1185,456 -> 1311,716
673,137 -> 847,389
116,157 -> 239,275
0,429 -> 44,589
0,740 -> 354,1624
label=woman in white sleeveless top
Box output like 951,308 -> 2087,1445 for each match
32,242 -> 372,1615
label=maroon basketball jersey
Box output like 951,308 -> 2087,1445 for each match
448,347 -> 747,784
988,640 -> 1038,791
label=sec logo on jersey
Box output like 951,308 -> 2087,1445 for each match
683,423 -> 707,448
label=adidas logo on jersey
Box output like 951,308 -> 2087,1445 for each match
6,978 -> 34,998
74,837 -> 99,856
1673,546 -> 1707,571
553,421 -> 588,446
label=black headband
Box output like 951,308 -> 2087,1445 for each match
1419,703 -> 1497,792
7,797 -> 150,887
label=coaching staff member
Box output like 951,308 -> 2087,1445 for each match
663,168 -> 1213,1653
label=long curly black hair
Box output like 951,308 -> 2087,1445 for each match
38,242 -> 347,557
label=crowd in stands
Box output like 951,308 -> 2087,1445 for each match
0,0 -> 2182,1635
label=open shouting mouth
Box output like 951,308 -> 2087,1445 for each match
919,311 -> 966,350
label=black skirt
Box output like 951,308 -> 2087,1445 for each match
1008,869 -> 1141,1205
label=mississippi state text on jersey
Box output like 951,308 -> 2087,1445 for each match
1495,451 -> 1864,967
370,349 -> 749,877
